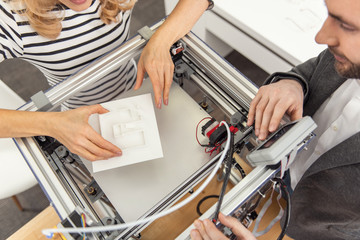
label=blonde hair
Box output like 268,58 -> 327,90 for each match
11,0 -> 136,39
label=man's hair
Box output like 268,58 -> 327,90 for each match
11,0 -> 136,39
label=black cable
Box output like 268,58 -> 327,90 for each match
234,163 -> 246,179
213,132 -> 235,222
196,195 -> 219,216
272,177 -> 291,240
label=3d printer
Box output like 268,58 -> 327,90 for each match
14,20 -> 316,240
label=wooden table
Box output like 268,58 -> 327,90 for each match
10,158 -> 293,240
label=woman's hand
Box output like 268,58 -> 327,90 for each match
247,80 -> 304,140
133,0 -> 208,109
49,104 -> 122,161
135,36 -> 174,109
190,212 -> 257,240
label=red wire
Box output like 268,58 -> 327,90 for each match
195,117 -> 226,156
195,117 -> 213,146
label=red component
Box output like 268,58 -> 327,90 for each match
171,47 -> 184,55
175,47 -> 184,54
207,124 -> 238,138
230,126 -> 239,133
206,124 -> 219,138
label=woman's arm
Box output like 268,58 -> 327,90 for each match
0,105 -> 122,161
135,0 -> 210,108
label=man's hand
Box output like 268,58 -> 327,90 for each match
190,212 -> 257,240
49,105 -> 122,161
247,80 -> 304,140
134,37 -> 174,109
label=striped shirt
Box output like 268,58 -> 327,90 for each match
0,0 -> 136,109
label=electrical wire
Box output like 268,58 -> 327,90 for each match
81,213 -> 86,240
196,195 -> 219,216
213,132 -> 235,222
195,117 -> 213,147
234,163 -> 246,179
42,121 -> 232,237
205,144 -> 220,156
272,178 -> 291,240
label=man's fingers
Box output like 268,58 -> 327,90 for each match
202,219 -> 228,240
190,229 -> 203,240
289,107 -> 303,121
219,212 -> 243,229
191,214 -> 257,240
193,220 -> 212,240
218,213 -> 256,240
254,96 -> 269,137
193,219 -> 228,240
268,102 -> 291,132
247,93 -> 261,126
248,80 -> 304,140
258,97 -> 278,140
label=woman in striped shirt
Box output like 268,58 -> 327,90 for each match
0,0 -> 211,161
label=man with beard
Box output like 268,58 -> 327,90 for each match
191,0 -> 360,239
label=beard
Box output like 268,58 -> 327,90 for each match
334,60 -> 360,78
329,48 -> 360,78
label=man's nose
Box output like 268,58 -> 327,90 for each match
315,17 -> 338,47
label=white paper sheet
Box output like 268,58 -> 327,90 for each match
91,93 -> 163,172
